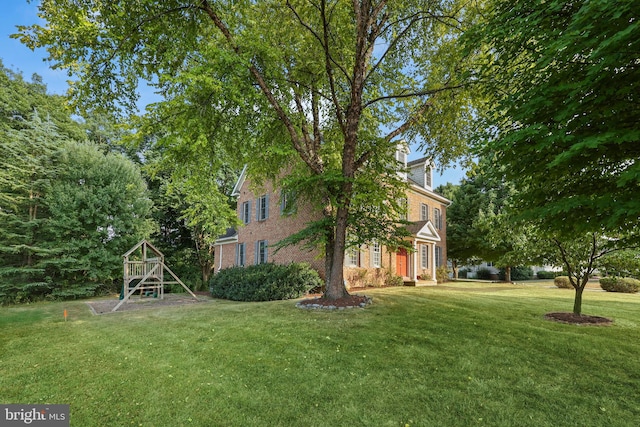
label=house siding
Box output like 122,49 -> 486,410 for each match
217,178 -> 325,276
217,160 -> 448,287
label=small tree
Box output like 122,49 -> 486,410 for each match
545,233 -> 630,315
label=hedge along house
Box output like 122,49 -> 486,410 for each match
214,148 -> 450,287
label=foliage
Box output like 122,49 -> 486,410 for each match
445,159 -> 538,276
467,0 -> 640,237
475,268 -> 493,280
143,147 -> 240,289
536,270 -> 560,280
19,0 -> 482,300
598,250 -> 640,280
0,68 -> 154,303
458,268 -> 468,279
0,111 -> 61,298
0,60 -> 85,141
209,262 -> 322,302
541,233 -> 637,314
554,276 -> 572,289
436,266 -> 449,284
44,141 -> 154,287
599,277 -> 640,294
385,271 -> 404,287
499,266 -> 533,281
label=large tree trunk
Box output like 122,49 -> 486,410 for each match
504,265 -> 511,283
452,260 -> 459,280
324,204 -> 349,300
323,135 -> 356,300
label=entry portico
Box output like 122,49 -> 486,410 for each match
400,220 -> 442,284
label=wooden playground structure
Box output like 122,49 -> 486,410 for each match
112,240 -> 198,312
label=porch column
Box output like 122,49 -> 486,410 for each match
432,243 -> 437,281
412,240 -> 418,281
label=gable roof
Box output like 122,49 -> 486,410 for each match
402,220 -> 441,242
215,227 -> 238,245
407,157 -> 429,167
231,165 -> 248,197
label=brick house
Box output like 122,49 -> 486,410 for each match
214,151 -> 450,287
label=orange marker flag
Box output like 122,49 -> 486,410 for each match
63,309 -> 68,322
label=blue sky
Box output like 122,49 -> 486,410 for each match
2,2 -> 70,94
2,1 -> 467,186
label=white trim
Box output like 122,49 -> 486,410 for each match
231,165 -> 248,197
414,221 -> 441,242
214,235 -> 238,245
432,243 -> 437,280
408,183 -> 452,206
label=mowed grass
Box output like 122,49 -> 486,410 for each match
1,283 -> 640,426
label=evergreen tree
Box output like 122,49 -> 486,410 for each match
0,112 -> 63,301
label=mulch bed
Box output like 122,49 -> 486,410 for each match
296,294 -> 372,310
544,312 -> 613,325
86,293 -> 213,315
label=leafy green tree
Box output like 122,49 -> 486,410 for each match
467,0 -> 640,237
20,1 -> 480,300
0,64 -> 155,302
598,250 -> 640,280
0,60 -> 84,141
44,141 -> 154,290
141,131 -> 241,288
444,159 -> 536,281
542,233 -> 629,315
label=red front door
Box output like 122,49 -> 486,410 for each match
397,248 -> 409,277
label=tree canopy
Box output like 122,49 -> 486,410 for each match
444,159 -> 537,280
0,66 -> 153,303
466,0 -> 640,237
18,0 -> 481,299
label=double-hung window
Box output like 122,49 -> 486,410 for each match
346,247 -> 360,267
399,198 -> 408,220
420,203 -> 429,221
256,195 -> 269,221
434,208 -> 442,230
241,201 -> 251,224
280,189 -> 296,216
255,240 -> 268,264
371,241 -> 381,268
435,246 -> 443,268
420,244 -> 429,269
236,243 -> 246,266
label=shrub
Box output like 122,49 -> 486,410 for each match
476,268 -> 493,280
499,266 -> 534,281
554,276 -> 573,289
209,262 -> 323,302
458,269 -> 468,279
536,270 -> 558,279
385,272 -> 404,287
599,277 -> 640,293
436,266 -> 449,284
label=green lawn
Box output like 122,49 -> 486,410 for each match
1,283 -> 639,426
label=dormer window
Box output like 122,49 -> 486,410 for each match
425,164 -> 432,189
395,142 -> 410,179
396,150 -> 407,167
408,158 -> 433,189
